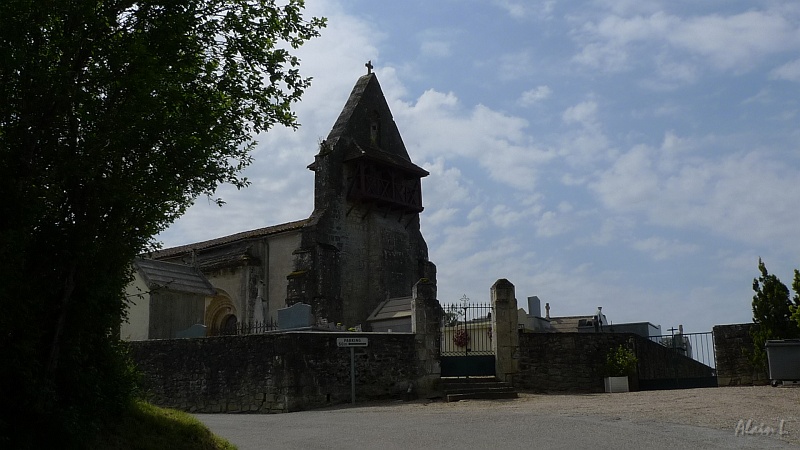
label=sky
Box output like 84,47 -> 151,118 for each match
158,0 -> 800,335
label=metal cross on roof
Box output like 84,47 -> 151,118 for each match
365,60 -> 373,74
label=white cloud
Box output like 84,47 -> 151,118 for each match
536,210 -> 571,237
396,91 -> 555,191
420,41 -> 451,58
495,50 -> 537,81
492,0 -> 554,20
770,58 -> 800,82
632,237 -> 699,261
669,11 -> 800,71
572,8 -> 800,73
590,138 -> 800,254
491,204 -> 532,228
518,85 -> 552,107
562,100 -> 598,126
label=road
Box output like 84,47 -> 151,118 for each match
196,398 -> 797,450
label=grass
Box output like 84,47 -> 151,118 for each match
98,400 -> 236,450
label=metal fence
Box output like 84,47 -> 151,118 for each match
440,300 -> 493,356
210,319 -> 280,336
649,331 -> 716,369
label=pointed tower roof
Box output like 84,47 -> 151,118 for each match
313,72 -> 428,177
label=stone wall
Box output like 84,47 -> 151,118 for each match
713,323 -> 769,386
515,332 -> 715,393
130,332 -> 420,413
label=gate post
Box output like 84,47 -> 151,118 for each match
411,278 -> 442,396
491,279 -> 519,382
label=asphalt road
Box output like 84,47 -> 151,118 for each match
195,400 -> 797,450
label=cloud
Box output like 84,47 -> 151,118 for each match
518,85 -> 552,107
572,8 -> 800,74
492,0 -> 554,20
770,58 -> 800,82
495,50 -> 538,81
562,100 -> 598,127
396,90 -> 555,191
417,28 -> 458,58
632,237 -> 699,261
589,135 -> 800,254
669,11 -> 800,71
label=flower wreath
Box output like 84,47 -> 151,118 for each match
453,329 -> 470,347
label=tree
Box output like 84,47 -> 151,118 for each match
791,270 -> 800,333
0,0 -> 324,446
750,259 -> 800,371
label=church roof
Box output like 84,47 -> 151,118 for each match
133,258 -> 215,295
343,142 -> 429,177
151,218 -> 309,259
314,73 -> 427,176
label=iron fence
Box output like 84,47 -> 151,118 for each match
440,301 -> 493,356
210,319 -> 280,336
649,331 -> 716,369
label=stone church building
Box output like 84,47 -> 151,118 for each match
122,71 -> 436,340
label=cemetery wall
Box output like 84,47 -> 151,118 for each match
713,323 -> 769,386
130,331 -> 419,413
515,332 -> 714,393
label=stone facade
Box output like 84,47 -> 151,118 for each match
132,72 -> 435,337
713,323 -> 769,386
287,73 -> 436,327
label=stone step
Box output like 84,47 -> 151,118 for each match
445,391 -> 519,402
441,377 -> 519,402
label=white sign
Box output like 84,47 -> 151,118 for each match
337,337 -> 368,347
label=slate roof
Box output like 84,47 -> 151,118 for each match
366,296 -> 413,323
309,73 -> 428,177
133,258 -> 216,296
343,142 -> 429,177
150,218 -> 309,259
327,73 -> 378,144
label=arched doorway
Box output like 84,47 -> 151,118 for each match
205,292 -> 238,336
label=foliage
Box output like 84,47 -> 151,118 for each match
443,304 -> 462,327
750,259 -> 800,370
790,270 -> 800,331
99,400 -> 236,450
605,344 -> 638,377
0,0 -> 323,447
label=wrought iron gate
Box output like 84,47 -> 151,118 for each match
440,298 -> 495,377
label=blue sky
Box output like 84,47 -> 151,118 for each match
159,0 -> 800,334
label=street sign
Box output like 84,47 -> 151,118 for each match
337,337 -> 368,347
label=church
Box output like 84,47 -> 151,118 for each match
122,68 -> 436,340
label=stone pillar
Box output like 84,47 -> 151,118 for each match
411,278 -> 442,397
491,279 -> 519,382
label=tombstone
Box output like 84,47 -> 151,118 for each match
277,303 -> 314,330
175,323 -> 207,339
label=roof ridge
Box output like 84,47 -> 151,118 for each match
151,218 -> 309,259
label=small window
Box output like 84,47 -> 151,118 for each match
370,111 -> 381,145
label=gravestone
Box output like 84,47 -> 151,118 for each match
278,303 -> 313,330
175,323 -> 207,339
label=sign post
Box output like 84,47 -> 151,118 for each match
337,338 -> 368,404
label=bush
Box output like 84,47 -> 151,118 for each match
605,344 -> 638,377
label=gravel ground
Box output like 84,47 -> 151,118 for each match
197,385 -> 800,449
400,385 -> 800,445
